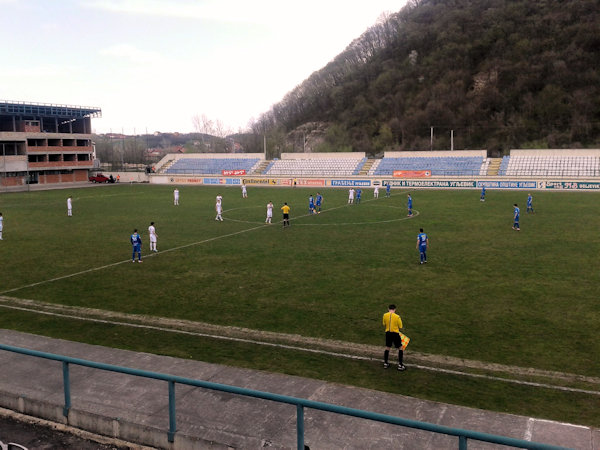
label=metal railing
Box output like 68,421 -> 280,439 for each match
0,344 -> 569,450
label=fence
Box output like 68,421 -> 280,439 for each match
0,344 -> 569,450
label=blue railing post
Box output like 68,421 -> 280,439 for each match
62,361 -> 71,418
296,404 -> 304,450
168,380 -> 176,443
459,435 -> 467,450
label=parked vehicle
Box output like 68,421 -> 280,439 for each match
89,173 -> 115,183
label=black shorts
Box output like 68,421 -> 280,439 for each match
283,213 -> 289,220
385,331 -> 401,349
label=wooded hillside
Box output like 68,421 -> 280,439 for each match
251,0 -> 600,156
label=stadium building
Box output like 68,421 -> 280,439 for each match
0,100 -> 101,187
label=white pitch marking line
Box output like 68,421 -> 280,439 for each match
224,191 -> 418,226
0,222 -> 269,295
0,191 -> 417,293
0,302 -> 599,398
524,418 -> 534,441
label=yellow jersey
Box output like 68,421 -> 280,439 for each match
383,311 -> 403,333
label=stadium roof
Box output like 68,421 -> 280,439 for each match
0,100 -> 102,119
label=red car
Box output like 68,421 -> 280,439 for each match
89,173 -> 115,183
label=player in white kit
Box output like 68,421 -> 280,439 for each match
241,184 -> 248,198
67,196 -> 73,216
266,201 -> 273,224
374,187 -> 379,198
215,202 -> 223,221
148,222 -> 158,252
348,188 -> 355,204
0,212 -> 3,240
173,188 -> 179,205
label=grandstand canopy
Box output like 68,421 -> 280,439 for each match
0,100 -> 102,119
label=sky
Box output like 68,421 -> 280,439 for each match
0,0 -> 407,135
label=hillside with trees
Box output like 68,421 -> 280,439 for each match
251,0 -> 600,156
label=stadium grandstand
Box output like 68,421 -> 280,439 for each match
498,149 -> 600,177
264,152 -> 367,176
152,148 -> 600,180
369,150 -> 488,176
0,100 -> 101,187
165,157 -> 261,175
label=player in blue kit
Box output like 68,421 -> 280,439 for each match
480,186 -> 486,202
386,183 -> 391,197
130,229 -> 143,262
315,192 -> 323,213
309,195 -> 316,214
526,193 -> 534,213
356,188 -> 362,204
416,228 -> 428,264
512,204 -> 520,231
407,194 -> 413,216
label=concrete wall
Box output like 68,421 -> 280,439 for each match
104,172 -> 149,183
0,393 -> 232,450
0,155 -> 27,172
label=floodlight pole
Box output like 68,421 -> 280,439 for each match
451,130 -> 454,151
430,126 -> 434,151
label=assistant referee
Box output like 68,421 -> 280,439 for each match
382,304 -> 406,371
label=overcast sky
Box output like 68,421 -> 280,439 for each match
0,0 -> 406,134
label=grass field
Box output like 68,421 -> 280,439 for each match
0,184 -> 599,427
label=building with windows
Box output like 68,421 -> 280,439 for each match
0,100 -> 101,187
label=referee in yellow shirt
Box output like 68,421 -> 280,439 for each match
383,304 -> 406,371
281,202 -> 291,228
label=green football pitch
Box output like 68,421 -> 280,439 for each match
0,184 -> 598,426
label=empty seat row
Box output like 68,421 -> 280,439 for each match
498,156 -> 600,176
370,157 -> 486,176
265,158 -> 366,176
165,158 -> 260,175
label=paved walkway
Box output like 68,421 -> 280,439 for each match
0,330 -> 596,450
